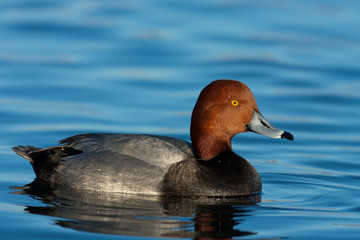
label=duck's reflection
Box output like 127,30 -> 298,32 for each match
12,180 -> 260,239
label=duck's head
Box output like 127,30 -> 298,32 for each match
190,79 -> 293,160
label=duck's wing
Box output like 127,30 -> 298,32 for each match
60,133 -> 194,168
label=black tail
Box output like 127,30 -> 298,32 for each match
12,145 -> 82,181
12,146 -> 40,163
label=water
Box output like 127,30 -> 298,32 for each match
1,0 -> 360,239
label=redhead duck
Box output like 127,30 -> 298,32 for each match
13,80 -> 293,197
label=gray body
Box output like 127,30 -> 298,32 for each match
13,133 -> 262,196
55,134 -> 193,194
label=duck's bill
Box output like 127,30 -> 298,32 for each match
246,110 -> 294,141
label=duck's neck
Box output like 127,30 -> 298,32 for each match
190,126 -> 232,160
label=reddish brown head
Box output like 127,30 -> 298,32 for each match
190,79 -> 293,160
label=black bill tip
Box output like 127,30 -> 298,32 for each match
281,131 -> 294,141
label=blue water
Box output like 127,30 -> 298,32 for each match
1,0 -> 360,239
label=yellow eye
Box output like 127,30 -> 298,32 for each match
231,100 -> 238,106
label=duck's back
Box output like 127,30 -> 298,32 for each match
14,133 -> 195,195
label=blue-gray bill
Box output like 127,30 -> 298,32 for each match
246,110 -> 294,141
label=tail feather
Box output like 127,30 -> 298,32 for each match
12,146 -> 40,163
12,144 -> 82,181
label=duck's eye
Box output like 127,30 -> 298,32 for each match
231,100 -> 239,106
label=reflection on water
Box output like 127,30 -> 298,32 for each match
12,180 -> 260,239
